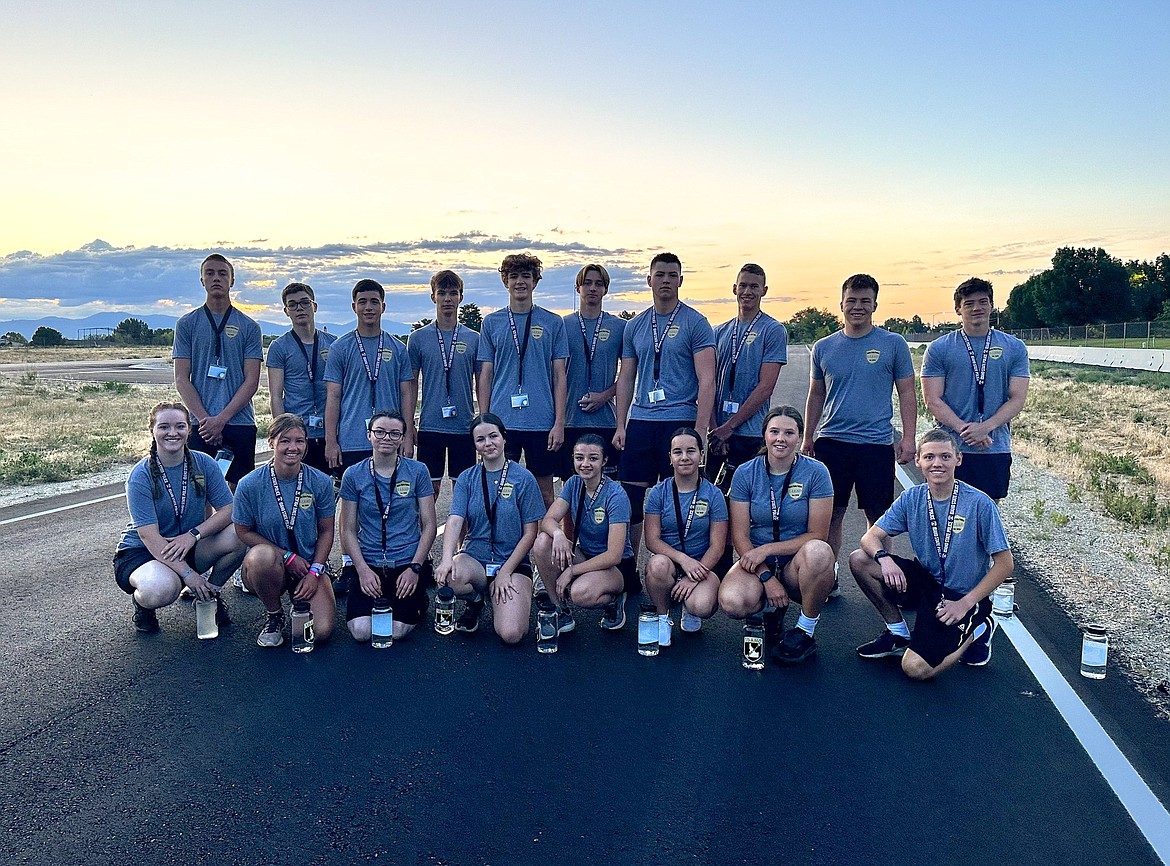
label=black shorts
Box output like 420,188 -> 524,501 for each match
956,452 -> 1012,501
303,438 -> 337,478
343,561 -> 434,625
559,426 -> 620,480
416,431 -> 476,482
113,545 -> 196,595
706,435 -> 759,489
814,437 -> 896,513
619,419 -> 693,485
340,449 -> 373,472
504,429 -> 559,478
887,554 -> 992,668
188,424 -> 257,485
619,556 -> 640,595
672,546 -> 734,579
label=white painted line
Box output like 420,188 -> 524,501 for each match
0,492 -> 125,527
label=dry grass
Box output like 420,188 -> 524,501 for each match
0,347 -> 171,364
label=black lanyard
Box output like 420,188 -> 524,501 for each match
436,324 -> 460,400
507,310 -> 533,391
927,481 -> 962,583
202,305 -> 233,363
650,303 -> 682,384
155,456 -> 189,521
480,460 -> 511,561
671,479 -> 701,557
727,311 -> 761,393
959,329 -> 993,418
768,456 -> 798,543
355,331 -> 385,410
269,462 -> 306,557
291,330 -> 320,383
573,478 -> 606,554
370,458 -> 401,561
579,314 -> 603,391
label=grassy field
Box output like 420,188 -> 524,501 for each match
0,346 -> 171,364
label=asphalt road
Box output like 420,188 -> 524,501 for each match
3,347 -> 1168,865
0,356 -> 175,385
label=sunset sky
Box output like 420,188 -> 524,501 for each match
2,1 -> 1168,331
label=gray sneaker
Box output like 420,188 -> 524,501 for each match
233,568 -> 251,595
599,591 -> 627,630
256,611 -> 285,648
557,606 -> 576,634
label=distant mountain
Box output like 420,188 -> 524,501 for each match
0,312 -> 414,340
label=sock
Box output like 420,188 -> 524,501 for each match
887,619 -> 911,639
796,610 -> 819,636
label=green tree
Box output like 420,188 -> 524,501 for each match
153,328 -> 175,346
3,331 -> 28,346
1002,274 -> 1043,329
115,317 -> 153,344
882,317 -> 913,334
618,310 -> 636,321
1034,247 -> 1131,326
1126,253 -> 1170,321
785,308 -> 841,343
458,303 -> 482,332
31,326 -> 65,347
411,317 -> 433,331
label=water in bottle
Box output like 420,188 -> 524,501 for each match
1080,624 -> 1108,679
434,586 -> 456,635
536,595 -> 558,654
214,447 -> 234,479
743,615 -> 765,670
992,578 -> 1016,619
195,597 -> 218,640
371,598 -> 393,648
291,601 -> 315,653
638,602 -> 659,657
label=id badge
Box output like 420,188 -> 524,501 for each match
308,414 -> 324,428
485,563 -> 501,578
207,364 -> 228,380
441,404 -> 457,419
511,393 -> 529,409
723,400 -> 740,414
648,388 -> 666,404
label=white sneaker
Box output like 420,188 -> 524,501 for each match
658,614 -> 673,647
680,609 -> 703,633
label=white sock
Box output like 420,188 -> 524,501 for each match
888,620 -> 911,639
796,610 -> 819,636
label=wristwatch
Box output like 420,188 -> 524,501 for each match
408,563 -> 423,575
874,549 -> 890,562
189,528 -> 202,541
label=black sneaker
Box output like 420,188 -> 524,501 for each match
557,606 -> 576,634
856,630 -> 910,659
962,616 -> 997,666
214,594 -> 232,627
599,591 -> 627,630
455,597 -> 484,633
772,626 -> 817,664
762,606 -> 786,648
133,601 -> 159,634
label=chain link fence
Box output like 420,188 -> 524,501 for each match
1007,321 -> 1170,349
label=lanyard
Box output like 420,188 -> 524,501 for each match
959,329 -> 993,418
269,462 -> 306,557
291,330 -> 320,384
579,314 -> 603,390
480,460 -> 511,561
355,331 -> 385,410
435,324 -> 460,400
927,481 -> 962,583
572,477 -> 606,554
155,456 -> 189,521
202,305 -> 233,362
671,479 -> 701,557
507,310 -> 533,391
768,456 -> 798,543
370,458 -> 401,561
650,303 -> 682,384
727,311 -> 761,393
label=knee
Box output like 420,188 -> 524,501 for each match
135,567 -> 181,609
393,621 -> 417,640
718,584 -> 753,620
645,555 -> 673,586
496,624 -> 526,646
533,533 -> 553,560
902,653 -> 936,681
804,540 -> 835,574
848,548 -> 872,578
348,617 -> 371,642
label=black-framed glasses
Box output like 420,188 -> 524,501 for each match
371,428 -> 404,440
285,300 -> 315,310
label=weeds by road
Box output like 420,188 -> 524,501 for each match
0,347 -> 170,364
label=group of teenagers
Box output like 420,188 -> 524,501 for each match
113,250 -> 1029,680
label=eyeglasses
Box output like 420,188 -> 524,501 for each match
370,428 -> 404,440
285,300 -> 314,310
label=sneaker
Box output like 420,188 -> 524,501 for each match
658,614 -> 673,647
680,609 -> 703,633
962,616 -> 997,666
214,594 -> 232,627
762,606 -> 786,647
772,627 -> 817,664
233,568 -> 251,595
455,597 -> 484,633
556,607 -> 576,634
256,611 -> 285,648
332,576 -> 348,597
856,630 -> 910,659
827,561 -> 841,600
599,591 -> 627,630
133,601 -> 159,634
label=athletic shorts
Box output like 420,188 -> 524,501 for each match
887,554 -> 992,668
113,545 -> 196,595
340,449 -> 373,472
343,561 -> 434,625
303,438 -> 337,478
188,424 -> 257,485
814,437 -> 896,513
619,419 -> 693,486
456,552 -> 534,585
504,429 -> 559,478
416,431 -> 476,483
705,435 -> 759,489
955,452 -> 1012,501
559,426 -> 620,480
671,546 -> 734,580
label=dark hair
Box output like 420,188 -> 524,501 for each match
469,412 -> 508,442
498,254 -> 543,285
758,405 -> 805,450
650,252 -> 682,270
918,427 -> 961,454
200,253 -> 234,282
430,270 -> 464,292
575,264 -> 611,289
368,409 -> 406,431
737,263 -> 766,283
841,273 -> 879,300
268,412 -> 308,444
352,278 -> 385,301
147,401 -> 206,498
281,282 -> 314,303
572,433 -> 608,455
668,426 -> 704,453
954,277 -> 993,309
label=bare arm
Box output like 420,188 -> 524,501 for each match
712,361 -> 782,443
938,548 -> 1014,627
802,377 -> 826,455
549,358 -> 567,451
693,346 -> 716,446
921,376 -> 966,431
476,360 -> 494,417
268,366 -> 285,417
324,381 -> 343,468
894,374 -> 918,463
612,357 -> 637,450
400,379 -> 416,456
173,358 -> 210,422
569,522 -> 625,575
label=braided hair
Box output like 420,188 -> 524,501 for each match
147,401 -> 205,498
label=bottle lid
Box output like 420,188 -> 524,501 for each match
1085,623 -> 1107,636
293,600 -> 311,612
436,586 -> 455,600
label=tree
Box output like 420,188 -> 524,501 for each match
1126,253 -> 1170,321
3,331 -> 28,346
1035,247 -> 1131,327
458,303 -> 482,332
785,308 -> 841,343
31,326 -> 65,347
411,317 -> 433,331
618,310 -> 636,321
882,317 -> 913,334
152,328 -> 175,346
114,317 -> 153,344
1002,275 -> 1043,329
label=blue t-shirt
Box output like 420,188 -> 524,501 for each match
729,455 -> 834,548
477,306 -> 570,432
623,302 -> 716,422
323,330 -> 414,452
557,475 -> 633,559
714,312 -> 788,437
339,456 -> 434,567
449,461 -> 545,565
117,450 -> 233,551
266,329 -> 339,439
232,463 -> 337,558
564,312 -> 626,428
810,327 -> 915,445
921,329 -> 1030,454
877,481 -> 1010,594
407,323 -> 480,434
172,306 -> 263,425
644,477 -> 728,559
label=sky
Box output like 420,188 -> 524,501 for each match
2,1 -> 1168,330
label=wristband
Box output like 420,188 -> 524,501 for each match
309,562 -> 324,577
283,550 -> 296,567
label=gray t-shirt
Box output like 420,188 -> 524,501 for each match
118,450 -> 233,551
644,477 -> 728,559
266,329 -> 338,439
557,475 -> 633,559
408,323 -> 480,434
172,305 -> 263,425
729,455 -> 834,549
339,456 -> 434,566
810,327 -> 915,445
477,306 -> 570,432
714,312 -> 788,438
564,311 -> 626,429
323,330 -> 413,452
622,302 -> 716,423
232,463 -> 337,558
